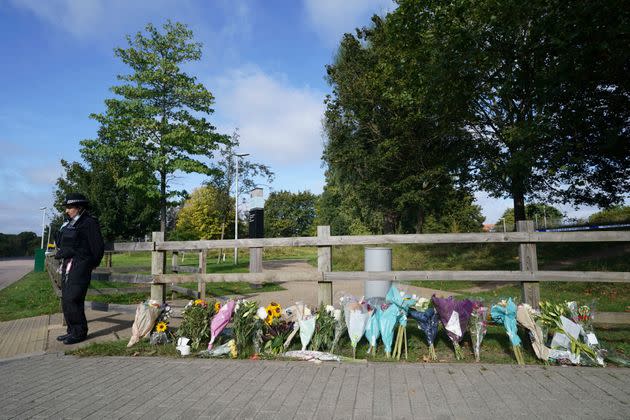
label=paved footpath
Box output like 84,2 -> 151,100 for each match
1,353 -> 629,420
0,258 -> 33,291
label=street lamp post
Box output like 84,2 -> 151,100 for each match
234,153 -> 249,264
39,207 -> 47,249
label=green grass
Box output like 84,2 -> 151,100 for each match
0,271 -> 59,321
68,321 -> 630,367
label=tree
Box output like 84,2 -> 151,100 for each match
173,185 -> 233,240
55,149 -> 160,241
323,15 -> 475,233
85,21 -> 229,232
391,0 -> 630,221
497,204 -> 563,230
264,191 -> 318,237
589,206 -> 630,225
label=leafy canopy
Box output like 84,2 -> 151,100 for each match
85,21 -> 229,231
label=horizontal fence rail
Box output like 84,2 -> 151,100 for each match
97,225 -> 630,311
109,230 -> 630,252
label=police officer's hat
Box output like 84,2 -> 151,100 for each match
63,193 -> 90,208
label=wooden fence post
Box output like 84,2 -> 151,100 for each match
249,248 -> 263,273
198,250 -> 206,300
518,220 -> 540,308
151,231 -> 166,303
317,225 -> 332,307
104,251 -> 112,268
171,251 -> 179,272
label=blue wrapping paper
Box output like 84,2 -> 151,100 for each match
490,297 -> 521,347
364,309 -> 381,347
408,307 -> 439,346
378,305 -> 398,354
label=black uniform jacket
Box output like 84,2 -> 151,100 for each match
55,213 -> 105,284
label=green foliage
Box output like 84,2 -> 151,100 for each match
589,206 -> 630,225
86,21 -> 229,232
177,299 -> 216,351
0,232 -> 40,257
497,204 -> 563,230
55,155 -> 160,241
326,0 -> 629,224
264,190 -> 318,237
173,185 -> 233,240
311,305 -> 336,352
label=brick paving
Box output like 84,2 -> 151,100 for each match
1,353 -> 629,419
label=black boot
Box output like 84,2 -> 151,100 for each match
57,333 -> 72,341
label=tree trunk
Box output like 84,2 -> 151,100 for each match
383,211 -> 398,234
513,190 -> 526,222
415,207 -> 425,234
160,170 -> 167,233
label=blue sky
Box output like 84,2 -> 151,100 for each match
0,0 -> 602,234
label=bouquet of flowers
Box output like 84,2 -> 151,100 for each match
198,339 -> 238,358
432,295 -> 474,360
339,295 -> 370,358
233,300 -> 265,357
364,307 -> 381,355
538,300 -> 603,366
491,298 -> 525,365
329,306 -> 345,353
379,304 -> 399,357
263,318 -> 294,354
408,297 -> 439,361
282,302 -> 311,350
469,301 -> 488,362
208,300 -> 236,351
312,305 -> 336,352
128,299 -> 162,347
178,299 -> 214,351
386,285 -> 417,360
516,303 -> 549,361
300,315 -> 317,351
149,302 -> 173,345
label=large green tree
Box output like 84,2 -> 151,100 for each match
173,185 -> 233,240
323,14 -> 475,233
392,0 -> 630,221
85,21 -> 229,232
265,191 -> 318,237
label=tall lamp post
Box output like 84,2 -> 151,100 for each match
39,207 -> 47,249
234,153 -> 249,264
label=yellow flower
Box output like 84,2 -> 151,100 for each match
228,339 -> 238,358
194,299 -> 207,307
214,301 -> 221,313
155,322 -> 168,333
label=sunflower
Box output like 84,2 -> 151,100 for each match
194,299 -> 207,307
214,301 -> 221,313
155,321 -> 168,333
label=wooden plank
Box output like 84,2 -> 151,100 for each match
317,226 -> 333,307
518,221 -> 540,308
149,231 -> 630,250
111,242 -> 153,252
198,250 -> 206,300
155,271 -> 323,284
151,231 -> 166,302
249,247 -> 263,273
171,284 -> 199,299
323,270 -> 630,282
92,273 -> 153,283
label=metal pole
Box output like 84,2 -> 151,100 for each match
234,157 -> 239,264
39,207 -> 46,249
234,153 -> 249,265
543,207 -> 547,228
502,218 -> 506,233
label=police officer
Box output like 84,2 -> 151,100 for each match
55,193 -> 104,344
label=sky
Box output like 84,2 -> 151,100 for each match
0,0 -> 604,235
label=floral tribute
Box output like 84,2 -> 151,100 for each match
432,295 -> 474,360
469,301 -> 488,362
178,298 -> 216,351
491,298 -> 525,365
408,297 -> 439,361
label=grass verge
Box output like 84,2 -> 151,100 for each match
0,271 -> 59,322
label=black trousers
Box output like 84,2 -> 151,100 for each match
61,260 -> 91,338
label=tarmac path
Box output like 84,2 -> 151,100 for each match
0,257 -> 33,291
0,353 -> 628,419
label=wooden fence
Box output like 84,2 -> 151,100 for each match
101,222 -> 630,309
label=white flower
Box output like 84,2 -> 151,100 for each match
325,305 -> 335,315
257,307 -> 267,319
333,309 -> 342,321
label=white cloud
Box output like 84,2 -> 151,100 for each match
211,67 -> 326,166
303,0 -> 396,45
